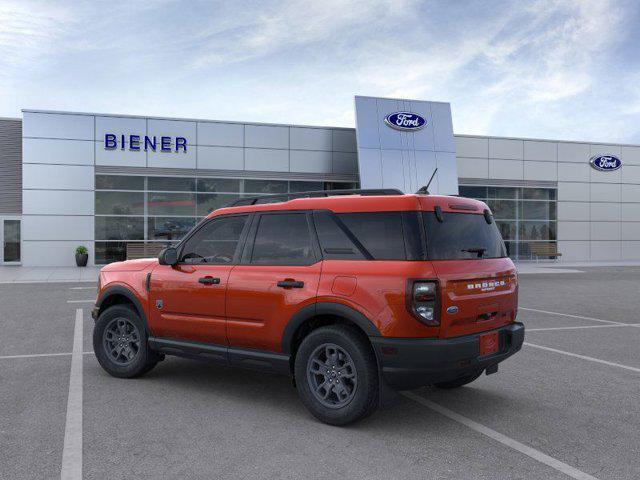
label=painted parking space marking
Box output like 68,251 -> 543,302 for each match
402,391 -> 599,480
0,351 -> 94,360
69,286 -> 96,290
527,323 -> 640,332
525,342 -> 640,373
520,307 -> 625,326
60,309 -> 83,480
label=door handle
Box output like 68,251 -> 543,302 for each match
198,276 -> 220,285
277,280 -> 304,288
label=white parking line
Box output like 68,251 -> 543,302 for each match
527,323 -> 640,332
525,342 -> 640,373
0,352 -> 94,360
69,286 -> 96,290
66,300 -> 95,304
520,307 -> 624,325
61,309 -> 83,480
402,391 -> 599,480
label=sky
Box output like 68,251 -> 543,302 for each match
1,0 -> 639,143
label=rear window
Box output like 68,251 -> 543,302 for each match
423,212 -> 507,260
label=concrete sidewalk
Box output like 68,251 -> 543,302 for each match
0,266 -> 101,283
515,260 -> 640,275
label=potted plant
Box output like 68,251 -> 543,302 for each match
75,246 -> 88,267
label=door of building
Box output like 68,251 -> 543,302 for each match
0,217 -> 21,264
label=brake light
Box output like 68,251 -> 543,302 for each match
408,280 -> 439,326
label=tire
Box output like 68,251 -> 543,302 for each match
294,325 -> 379,426
433,369 -> 483,389
93,304 -> 160,378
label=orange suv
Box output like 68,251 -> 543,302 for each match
92,189 -> 524,425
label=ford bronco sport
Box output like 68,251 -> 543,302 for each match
92,188 -> 524,425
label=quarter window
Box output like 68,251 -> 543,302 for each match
336,212 -> 406,260
180,215 -> 248,264
251,214 -> 315,265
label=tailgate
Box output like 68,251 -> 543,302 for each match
432,258 -> 518,338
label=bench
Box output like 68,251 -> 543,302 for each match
529,243 -> 562,262
126,243 -> 167,260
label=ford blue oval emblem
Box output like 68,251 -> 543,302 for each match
384,112 -> 427,131
446,306 -> 459,315
590,155 -> 621,171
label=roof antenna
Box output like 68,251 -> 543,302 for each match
416,168 -> 437,195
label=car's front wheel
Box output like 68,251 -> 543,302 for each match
93,304 -> 160,378
294,325 -> 379,426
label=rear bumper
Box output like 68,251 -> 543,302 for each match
370,322 -> 524,390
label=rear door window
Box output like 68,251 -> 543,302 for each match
423,212 -> 507,260
313,211 -> 366,260
251,213 -> 316,265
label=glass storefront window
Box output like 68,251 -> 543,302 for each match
244,179 -> 288,194
487,187 -> 517,199
148,176 -> 196,192
459,185 -> 557,260
94,176 -> 360,264
520,201 -> 556,221
197,178 -> 240,193
290,181 -> 324,192
148,192 -> 196,216
148,217 -> 196,241
196,193 -> 239,216
522,188 -> 556,200
96,175 -> 144,190
95,241 -> 128,264
459,186 -> 487,198
95,217 -> 144,240
324,182 -> 358,190
496,221 -> 517,241
519,221 -> 556,241
487,199 -> 517,219
96,191 -> 144,215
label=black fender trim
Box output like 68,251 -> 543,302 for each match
281,302 -> 381,354
95,285 -> 149,330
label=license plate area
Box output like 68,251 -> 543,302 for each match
479,331 -> 499,356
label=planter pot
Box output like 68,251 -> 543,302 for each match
75,253 -> 88,267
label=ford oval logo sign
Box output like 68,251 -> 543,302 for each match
384,112 -> 427,131
590,155 -> 621,172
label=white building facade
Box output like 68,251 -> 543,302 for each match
0,96 -> 637,266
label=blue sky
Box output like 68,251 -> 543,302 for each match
1,0 -> 639,142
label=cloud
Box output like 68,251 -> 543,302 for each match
0,1 -> 73,75
0,0 -> 637,142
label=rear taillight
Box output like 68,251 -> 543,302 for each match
408,280 -> 439,326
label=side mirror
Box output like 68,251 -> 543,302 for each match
158,247 -> 178,266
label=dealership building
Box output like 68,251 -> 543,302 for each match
0,95 -> 639,267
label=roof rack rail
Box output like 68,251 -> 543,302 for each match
227,188 -> 404,207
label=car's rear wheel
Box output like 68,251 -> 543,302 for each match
433,369 -> 483,389
294,325 -> 378,425
93,304 -> 160,378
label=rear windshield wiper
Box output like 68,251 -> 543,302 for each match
461,247 -> 486,258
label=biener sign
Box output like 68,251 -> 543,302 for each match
104,133 -> 188,152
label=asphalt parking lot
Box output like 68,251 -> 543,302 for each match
1,266 -> 639,480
